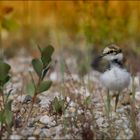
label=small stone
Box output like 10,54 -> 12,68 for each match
17,95 -> 26,102
9,134 -> 22,140
93,98 -> 99,103
95,112 -> 102,119
77,109 -> 84,115
15,117 -> 22,128
39,96 -> 50,108
96,117 -> 104,127
23,95 -> 32,103
123,123 -> 128,129
41,125 -> 62,137
20,128 -> 34,137
41,129 -> 51,137
65,134 -> 72,139
33,128 -> 41,136
28,122 -> 34,128
39,115 -> 55,126
23,95 -> 41,104
69,107 -> 76,114
115,119 -> 123,124
28,136 -> 36,140
95,103 -> 103,108
135,91 -> 140,101
69,101 -> 76,107
66,96 -> 70,102
125,129 -> 133,139
103,122 -> 108,128
121,94 -> 131,105
116,130 -> 126,140
50,72 -> 57,81
116,108 -> 125,113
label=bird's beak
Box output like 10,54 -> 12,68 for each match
98,54 -> 105,59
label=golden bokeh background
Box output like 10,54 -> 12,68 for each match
0,1 -> 140,52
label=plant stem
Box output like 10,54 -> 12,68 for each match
19,76 -> 41,132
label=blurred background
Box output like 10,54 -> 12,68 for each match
0,0 -> 140,73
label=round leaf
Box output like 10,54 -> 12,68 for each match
26,82 -> 36,96
32,58 -> 43,78
41,45 -> 54,67
0,110 -> 5,123
4,109 -> 13,125
0,60 -> 11,81
37,80 -> 52,93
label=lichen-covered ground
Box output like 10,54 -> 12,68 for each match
1,48 -> 140,140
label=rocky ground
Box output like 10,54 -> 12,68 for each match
1,48 -> 140,140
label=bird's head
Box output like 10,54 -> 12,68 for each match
100,44 -> 123,62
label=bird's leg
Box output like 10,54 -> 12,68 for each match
107,89 -> 111,113
115,91 -> 120,112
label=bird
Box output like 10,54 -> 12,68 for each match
99,44 -> 131,111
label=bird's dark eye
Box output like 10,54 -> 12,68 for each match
118,49 -> 122,53
110,50 -> 113,53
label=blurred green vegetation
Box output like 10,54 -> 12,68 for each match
0,1 -> 140,53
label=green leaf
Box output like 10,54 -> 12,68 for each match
1,75 -> 11,86
38,80 -> 52,93
4,109 -> 13,125
0,110 -> 5,123
0,60 -> 11,81
84,96 -> 91,105
26,82 -> 36,96
53,97 -> 65,115
6,100 -> 13,111
41,45 -> 54,67
32,58 -> 43,78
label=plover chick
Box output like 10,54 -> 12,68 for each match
100,44 -> 131,111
